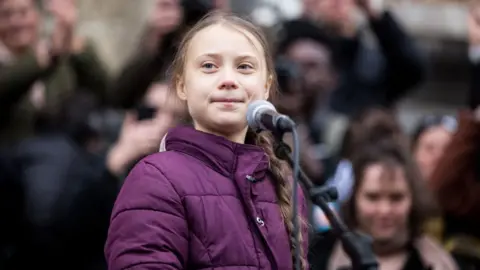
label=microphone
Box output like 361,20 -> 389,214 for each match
247,100 -> 296,134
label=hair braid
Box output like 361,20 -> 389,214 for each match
249,130 -> 307,270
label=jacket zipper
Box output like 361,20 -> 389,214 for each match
230,176 -> 278,270
230,144 -> 278,269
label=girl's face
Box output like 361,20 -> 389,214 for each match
176,24 -> 270,142
355,163 -> 412,244
414,126 -> 452,180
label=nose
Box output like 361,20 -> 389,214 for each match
218,68 -> 238,90
219,80 -> 238,90
377,200 -> 393,215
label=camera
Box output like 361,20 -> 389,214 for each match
275,57 -> 301,94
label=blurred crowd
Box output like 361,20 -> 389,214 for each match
0,0 -> 479,269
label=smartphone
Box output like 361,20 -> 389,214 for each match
136,105 -> 157,121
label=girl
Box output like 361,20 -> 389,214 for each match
411,115 -> 456,182
309,141 -> 457,270
105,12 -> 308,270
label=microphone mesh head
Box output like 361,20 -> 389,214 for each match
247,100 -> 276,132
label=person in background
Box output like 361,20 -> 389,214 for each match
426,109 -> 480,270
327,108 -> 405,202
0,0 -> 110,145
310,108 -> 405,233
309,141 -> 457,270
275,20 -> 338,184
274,0 -> 426,169
421,10 -> 480,269
301,0 -> 426,116
106,82 -> 185,178
0,91 -> 118,270
109,0 -> 221,110
411,115 -> 456,182
105,12 -> 308,270
0,82 -> 182,269
273,56 -> 326,184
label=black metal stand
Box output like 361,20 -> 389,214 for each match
273,139 -> 378,270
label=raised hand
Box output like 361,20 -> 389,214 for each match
107,111 -> 174,175
46,0 -> 78,55
313,0 -> 356,37
148,0 -> 182,36
142,0 -> 182,51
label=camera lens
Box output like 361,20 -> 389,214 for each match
275,57 -> 300,94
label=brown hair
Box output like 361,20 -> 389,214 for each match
169,11 -> 306,269
340,108 -> 407,160
342,140 -> 437,240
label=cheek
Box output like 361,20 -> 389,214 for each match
415,146 -> 433,164
438,138 -> 451,154
183,72 -> 212,100
355,198 -> 376,221
240,76 -> 267,100
396,200 -> 411,219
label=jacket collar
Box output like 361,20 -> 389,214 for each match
165,126 -> 269,178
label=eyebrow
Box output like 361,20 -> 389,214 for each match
196,53 -> 259,62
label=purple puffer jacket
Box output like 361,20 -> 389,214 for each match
105,126 -> 309,270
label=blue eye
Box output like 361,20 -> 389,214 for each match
202,63 -> 215,69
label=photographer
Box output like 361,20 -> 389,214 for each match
296,0 -> 426,115
274,57 -> 330,184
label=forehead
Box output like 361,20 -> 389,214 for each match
420,126 -> 451,143
187,24 -> 264,60
360,163 -> 409,193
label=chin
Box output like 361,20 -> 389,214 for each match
373,232 -> 397,242
212,116 -> 246,132
213,120 -> 245,131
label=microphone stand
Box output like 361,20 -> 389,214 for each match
272,134 -> 378,270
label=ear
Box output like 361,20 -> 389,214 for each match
175,76 -> 187,101
264,75 -> 272,100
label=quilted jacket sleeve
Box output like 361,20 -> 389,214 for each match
105,159 -> 188,270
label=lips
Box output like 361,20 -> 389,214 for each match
211,98 -> 244,103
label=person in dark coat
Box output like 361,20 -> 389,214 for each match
0,92 -> 119,270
